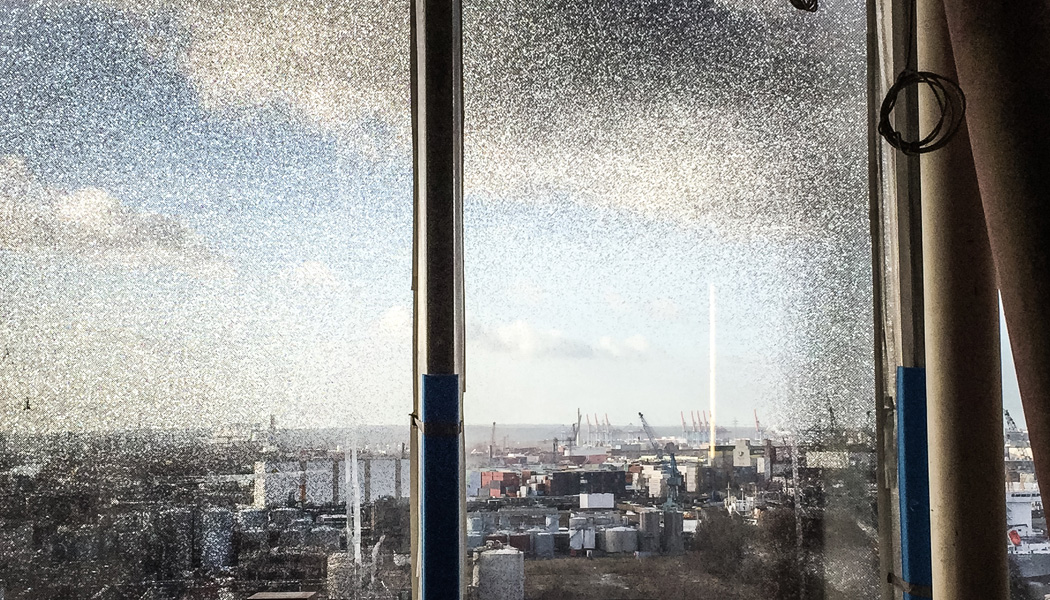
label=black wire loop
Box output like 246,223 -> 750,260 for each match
878,69 -> 967,156
790,0 -> 818,12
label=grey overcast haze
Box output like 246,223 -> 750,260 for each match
0,0 -> 1025,433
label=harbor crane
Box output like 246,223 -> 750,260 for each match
639,412 -> 682,508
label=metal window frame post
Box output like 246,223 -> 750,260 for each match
410,0 -> 465,593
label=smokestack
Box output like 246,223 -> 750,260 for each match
709,284 -> 717,459
350,434 -> 362,564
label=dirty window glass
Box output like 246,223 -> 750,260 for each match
0,1 -> 411,598
462,0 -> 878,597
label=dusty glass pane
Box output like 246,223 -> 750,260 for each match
462,0 -> 876,597
0,1 -> 411,598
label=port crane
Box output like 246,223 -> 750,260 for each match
638,412 -> 681,508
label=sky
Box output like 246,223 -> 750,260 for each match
0,0 -> 1025,434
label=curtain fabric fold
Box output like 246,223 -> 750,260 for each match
939,0 -> 1050,494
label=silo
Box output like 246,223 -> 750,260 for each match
532,532 -> 555,559
603,527 -> 638,554
661,510 -> 684,554
328,553 -> 358,600
200,508 -> 234,570
638,510 -> 661,553
159,508 -> 193,574
474,548 -> 524,600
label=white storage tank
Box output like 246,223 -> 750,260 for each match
569,527 -> 595,550
474,548 -> 524,600
602,527 -> 639,554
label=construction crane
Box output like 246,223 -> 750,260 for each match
638,412 -> 681,508
1005,409 -> 1021,433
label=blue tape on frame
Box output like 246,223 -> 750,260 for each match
421,374 -> 461,600
897,366 -> 931,600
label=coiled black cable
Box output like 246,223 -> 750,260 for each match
790,0 -> 818,13
876,0 -> 967,155
878,69 -> 966,155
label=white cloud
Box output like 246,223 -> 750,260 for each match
648,298 -> 681,321
604,292 -> 631,313
377,305 -> 412,335
471,320 -> 593,358
281,260 -> 340,288
91,0 -> 854,243
596,334 -> 651,358
471,319 -> 652,360
507,278 -> 546,306
100,0 -> 409,150
0,155 -> 225,273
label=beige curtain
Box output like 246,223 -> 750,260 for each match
940,1 -> 1050,493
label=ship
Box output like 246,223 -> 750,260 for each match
1004,410 -> 1050,579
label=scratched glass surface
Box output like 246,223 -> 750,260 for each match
0,1 -> 412,597
462,0 -> 878,597
0,0 -> 884,597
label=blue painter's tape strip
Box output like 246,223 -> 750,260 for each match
421,374 -> 461,600
897,366 -> 932,600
